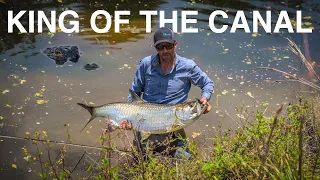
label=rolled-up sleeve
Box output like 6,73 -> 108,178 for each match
127,60 -> 145,102
188,65 -> 214,101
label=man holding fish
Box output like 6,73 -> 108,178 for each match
122,27 -> 214,159
78,27 -> 214,159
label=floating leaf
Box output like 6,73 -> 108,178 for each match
236,114 -> 245,119
23,155 -> 31,162
222,90 -> 228,95
37,100 -> 48,105
20,79 -> 26,84
34,93 -> 42,97
2,89 -> 9,94
304,22 -> 312,26
57,0 -> 62,3
12,164 -> 17,169
0,116 -> 3,120
106,51 -> 110,55
42,130 -> 47,136
47,32 -> 55,38
246,92 -> 254,98
252,34 -> 257,37
192,132 -> 201,138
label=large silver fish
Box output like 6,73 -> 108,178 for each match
77,89 -> 207,140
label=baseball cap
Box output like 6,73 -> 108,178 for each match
153,27 -> 176,46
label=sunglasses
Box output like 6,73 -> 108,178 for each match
156,43 -> 174,51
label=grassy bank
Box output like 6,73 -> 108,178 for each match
23,97 -> 320,179
114,97 -> 320,180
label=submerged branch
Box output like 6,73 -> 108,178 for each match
286,38 -> 320,81
253,67 -> 320,91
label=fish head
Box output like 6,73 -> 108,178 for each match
175,99 -> 202,124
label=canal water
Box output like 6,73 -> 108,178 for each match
0,0 -> 319,179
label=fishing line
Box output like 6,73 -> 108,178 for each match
0,134 -> 131,153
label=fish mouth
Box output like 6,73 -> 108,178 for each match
174,99 -> 203,121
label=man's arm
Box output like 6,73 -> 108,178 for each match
127,60 -> 145,102
189,65 -> 214,114
189,65 -> 214,100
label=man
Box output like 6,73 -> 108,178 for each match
121,27 -> 214,159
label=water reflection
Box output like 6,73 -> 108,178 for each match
0,0 -> 166,53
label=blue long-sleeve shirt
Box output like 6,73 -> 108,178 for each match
128,54 -> 214,104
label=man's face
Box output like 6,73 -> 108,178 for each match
156,41 -> 177,63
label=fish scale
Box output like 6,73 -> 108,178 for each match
95,103 -> 176,133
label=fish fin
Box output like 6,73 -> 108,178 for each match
129,89 -> 144,103
166,123 -> 183,133
140,131 -> 151,141
81,116 -> 95,133
77,103 -> 94,115
77,103 -> 96,132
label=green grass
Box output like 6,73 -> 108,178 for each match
24,97 -> 320,179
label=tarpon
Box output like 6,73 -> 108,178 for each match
77,89 -> 207,140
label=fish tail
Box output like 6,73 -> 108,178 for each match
77,103 -> 96,132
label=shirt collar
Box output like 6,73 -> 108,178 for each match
151,53 -> 180,67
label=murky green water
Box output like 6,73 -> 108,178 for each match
0,0 -> 319,178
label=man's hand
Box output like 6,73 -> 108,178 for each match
200,97 -> 212,114
119,120 -> 133,130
